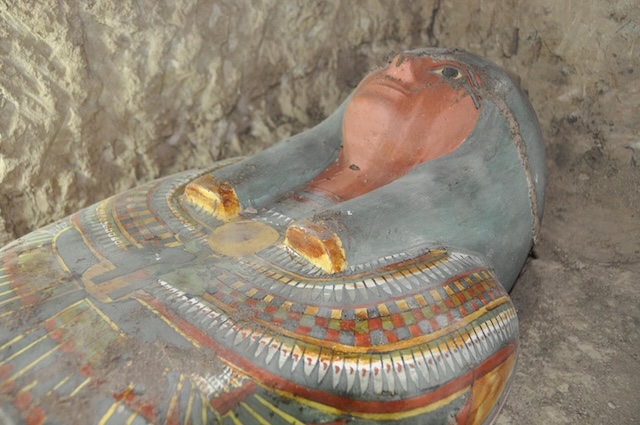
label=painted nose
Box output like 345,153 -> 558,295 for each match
385,53 -> 419,83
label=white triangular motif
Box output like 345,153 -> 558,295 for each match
233,328 -> 251,346
345,283 -> 357,302
381,354 -> 395,395
439,262 -> 452,275
322,287 -> 333,303
450,332 -> 471,367
224,324 -> 238,339
345,360 -> 357,392
464,328 -> 483,361
444,340 -> 463,373
461,334 -> 478,364
446,254 -> 462,272
265,340 -> 282,365
185,301 -> 204,315
317,352 -> 331,384
394,357 -> 408,392
386,276 -> 402,293
334,283 -> 344,303
370,356 -> 384,395
355,281 -> 369,301
303,350 -> 319,377
402,352 -> 420,388
216,317 -> 231,333
281,283 -> 295,298
278,345 -> 292,370
433,265 -> 446,279
417,270 -> 431,285
421,346 -> 441,382
412,348 -> 431,386
378,278 -> 393,295
401,270 -> 420,289
311,286 -> 323,301
255,335 -> 273,358
290,347 -> 304,373
269,281 -> 281,292
500,314 -> 514,341
480,322 -> 496,352
436,344 -> 456,376
246,331 -> 261,352
425,268 -> 438,281
469,327 -> 487,357
393,273 -> 411,290
357,357 -> 371,394
491,316 -> 506,343
332,357 -> 344,389
200,310 -> 219,326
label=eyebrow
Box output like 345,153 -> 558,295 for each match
462,82 -> 481,109
467,68 -> 481,89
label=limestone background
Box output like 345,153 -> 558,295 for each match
1,0 -> 639,423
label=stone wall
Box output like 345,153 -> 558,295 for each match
0,0 -> 439,244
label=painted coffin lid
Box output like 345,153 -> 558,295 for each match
0,48 -> 545,424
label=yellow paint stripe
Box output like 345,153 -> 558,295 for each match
1,303 -> 111,383
97,400 -> 121,425
50,225 -> 73,274
164,374 -> 184,425
49,375 -> 71,394
224,410 -> 242,425
69,377 -> 91,397
0,287 -> 83,317
136,298 -> 201,349
0,309 -> 15,318
0,276 -> 80,307
184,388 -> 195,424
201,393 -> 210,424
271,384 -> 469,421
252,248 -> 450,282
5,344 -> 62,382
0,334 -> 49,366
239,402 -> 271,425
0,294 -> 25,306
84,298 -> 125,336
19,379 -> 39,393
0,288 -> 16,296
0,298 -> 94,363
70,208 -> 119,266
125,412 -> 139,425
254,394 -> 305,425
0,333 -> 30,352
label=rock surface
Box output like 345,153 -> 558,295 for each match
1,0 -> 639,423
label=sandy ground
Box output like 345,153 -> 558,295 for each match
496,143 -> 640,424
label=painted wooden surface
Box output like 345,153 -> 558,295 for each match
0,48 -> 545,424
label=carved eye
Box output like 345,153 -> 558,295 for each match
433,66 -> 464,80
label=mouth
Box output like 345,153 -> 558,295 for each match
369,78 -> 409,95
